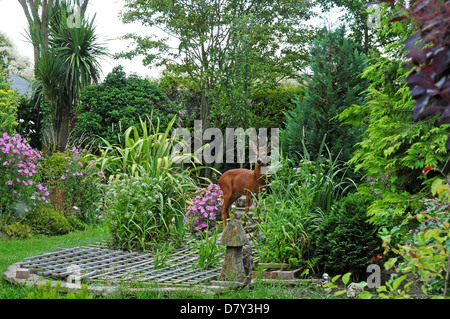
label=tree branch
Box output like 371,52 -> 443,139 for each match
27,0 -> 40,22
80,0 -> 89,15
18,0 -> 33,25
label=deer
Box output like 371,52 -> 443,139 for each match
218,140 -> 271,230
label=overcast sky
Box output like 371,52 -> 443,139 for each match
0,0 -> 159,79
0,0 -> 344,81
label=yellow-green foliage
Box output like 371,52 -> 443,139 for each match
337,10 -> 450,229
0,70 -> 20,134
4,222 -> 32,239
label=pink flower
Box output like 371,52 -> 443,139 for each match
61,175 -> 66,180
7,180 -> 13,185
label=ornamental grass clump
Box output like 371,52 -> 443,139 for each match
95,115 -> 202,249
0,133 -> 50,226
185,183 -> 223,236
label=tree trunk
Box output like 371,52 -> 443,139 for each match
200,85 -> 213,181
57,101 -> 71,152
364,25 -> 369,56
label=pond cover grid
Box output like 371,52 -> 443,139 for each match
18,242 -> 223,287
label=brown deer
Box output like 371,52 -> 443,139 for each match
218,140 -> 271,230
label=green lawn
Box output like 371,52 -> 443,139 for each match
0,225 -> 108,298
0,225 -> 326,299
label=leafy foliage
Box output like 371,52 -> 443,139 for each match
372,182 -> 450,298
313,192 -> 381,278
338,5 -> 450,229
26,280 -> 92,299
27,206 -> 71,235
283,26 -> 369,165
119,0 -> 316,130
3,222 -> 32,239
256,140 -> 356,270
382,0 -> 450,148
93,115 -> 199,181
40,147 -> 103,223
96,117 -> 200,250
0,70 -> 20,135
74,66 -> 182,149
193,228 -> 224,270
101,173 -> 192,251
247,84 -> 303,130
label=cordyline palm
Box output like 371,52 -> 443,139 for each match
33,0 -> 108,152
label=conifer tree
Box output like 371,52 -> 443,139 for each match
282,26 -> 368,164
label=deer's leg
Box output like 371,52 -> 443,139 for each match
221,193 -> 233,230
244,193 -> 250,214
222,192 -> 242,230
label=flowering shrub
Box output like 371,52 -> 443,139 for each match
185,183 -> 223,236
41,147 -> 103,223
0,133 -> 49,223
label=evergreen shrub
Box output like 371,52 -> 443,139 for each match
313,192 -> 382,278
27,206 -> 71,235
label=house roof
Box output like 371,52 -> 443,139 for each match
7,74 -> 31,97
